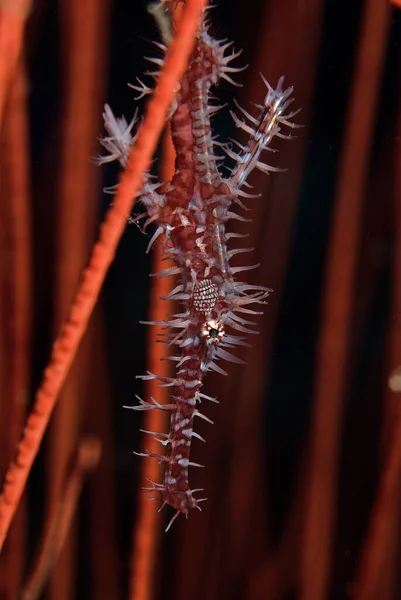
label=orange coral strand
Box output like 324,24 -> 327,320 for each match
0,0 -> 31,126
45,0 -> 109,595
0,0 -> 207,552
0,61 -> 32,595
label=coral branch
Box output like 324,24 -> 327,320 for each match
44,0 -> 110,596
20,437 -> 101,600
0,0 -> 207,551
353,411 -> 401,600
0,0 -> 31,126
0,60 -> 31,596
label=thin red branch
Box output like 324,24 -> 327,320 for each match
352,411 -> 401,600
0,0 -> 207,551
0,0 -> 30,126
0,60 -> 31,595
20,437 -> 101,600
46,0 -> 109,595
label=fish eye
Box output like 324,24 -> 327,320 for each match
201,319 -> 224,344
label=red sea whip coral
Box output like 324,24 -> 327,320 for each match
97,7 -> 298,529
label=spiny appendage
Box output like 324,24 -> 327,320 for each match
227,75 -> 300,189
94,103 -> 166,229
